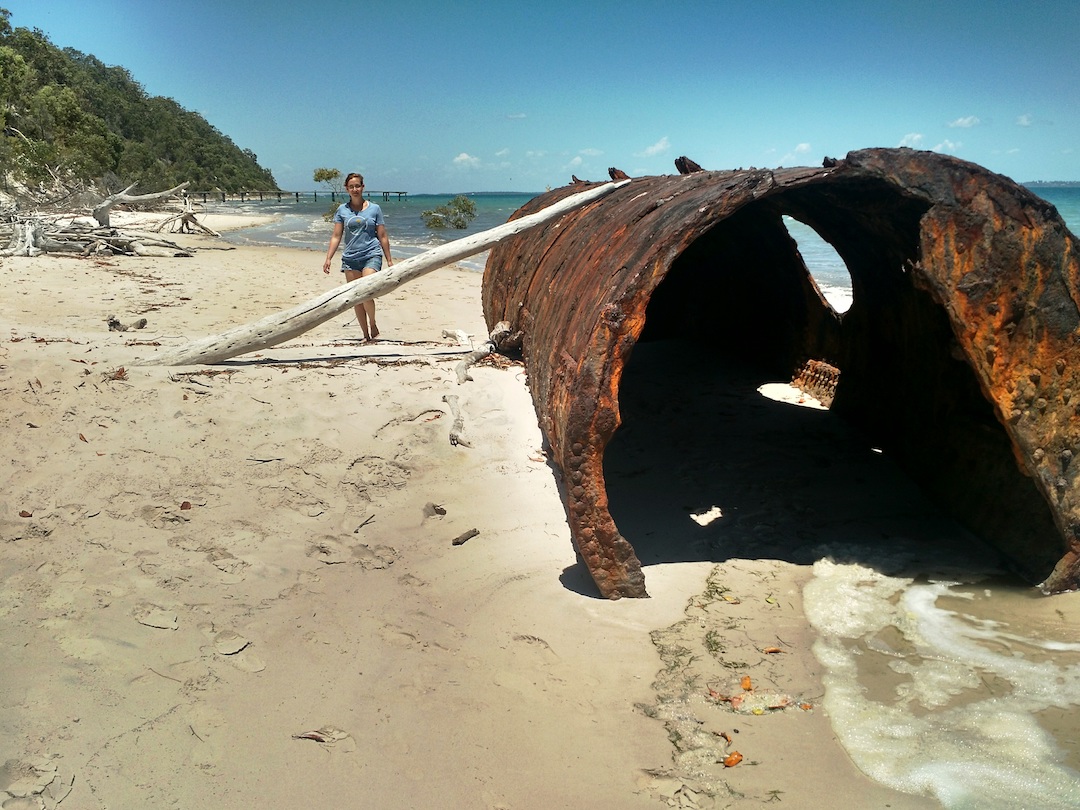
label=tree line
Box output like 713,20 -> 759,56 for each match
0,8 -> 278,200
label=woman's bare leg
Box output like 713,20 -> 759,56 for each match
361,267 -> 379,340
344,269 -> 371,339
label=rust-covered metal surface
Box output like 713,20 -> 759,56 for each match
482,147 -> 1080,599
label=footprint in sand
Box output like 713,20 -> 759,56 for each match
490,634 -> 567,694
199,623 -> 266,673
338,456 -> 410,504
306,535 -> 399,569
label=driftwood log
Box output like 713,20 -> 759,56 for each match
92,182 -> 189,227
154,195 -> 220,236
483,147 -> 1080,599
144,180 -> 629,366
0,219 -> 193,258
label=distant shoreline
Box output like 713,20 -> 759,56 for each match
1025,180 -> 1080,187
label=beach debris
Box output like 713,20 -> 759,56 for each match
106,315 -> 148,332
482,147 -> 1080,598
740,675 -> 753,691
133,603 -> 178,630
0,217 -> 194,258
442,394 -> 471,447
152,194 -> 221,236
422,502 -> 447,518
441,328 -> 472,347
91,181 -> 189,227
291,726 -> 351,745
730,693 -> 793,714
721,751 -> 743,768
18,510 -> 31,518
451,528 -> 480,546
454,320 -> 520,383
790,358 -> 839,407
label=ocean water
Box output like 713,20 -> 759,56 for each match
212,183 -> 1080,807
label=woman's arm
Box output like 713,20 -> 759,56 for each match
376,224 -> 393,266
322,221 -> 344,273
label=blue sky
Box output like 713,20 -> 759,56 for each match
5,0 -> 1078,192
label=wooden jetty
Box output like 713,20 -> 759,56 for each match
186,190 -> 408,204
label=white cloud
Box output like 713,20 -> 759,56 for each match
568,156 -> 583,168
1016,114 -> 1033,127
931,139 -> 962,154
778,143 -> 813,166
580,147 -> 603,157
525,150 -> 547,159
898,133 -> 924,148
636,136 -> 671,158
453,152 -> 481,168
506,113 -> 526,120
949,116 -> 980,128
495,148 -> 510,157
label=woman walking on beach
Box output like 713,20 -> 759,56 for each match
322,172 -> 394,340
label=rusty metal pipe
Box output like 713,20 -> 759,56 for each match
483,148 -> 1080,598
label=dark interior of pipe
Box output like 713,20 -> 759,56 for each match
614,181 -> 1062,583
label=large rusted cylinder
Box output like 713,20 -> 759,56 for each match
483,147 -> 1080,599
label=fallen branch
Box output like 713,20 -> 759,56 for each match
154,196 -> 220,236
442,394 -> 471,447
451,528 -> 479,546
144,180 -> 629,366
455,321 -> 518,384
92,182 -> 189,227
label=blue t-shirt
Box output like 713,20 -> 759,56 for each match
334,201 -> 385,264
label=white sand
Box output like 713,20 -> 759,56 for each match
0,221 -> 934,808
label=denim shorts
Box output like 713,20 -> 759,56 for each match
342,255 -> 382,273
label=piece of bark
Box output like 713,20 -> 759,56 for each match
451,528 -> 479,546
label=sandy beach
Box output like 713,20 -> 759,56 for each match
1,214 -> 955,809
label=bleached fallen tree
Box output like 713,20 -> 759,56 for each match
92,181 -> 189,227
0,219 -> 193,258
145,180 -> 629,366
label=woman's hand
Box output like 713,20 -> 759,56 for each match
322,256 -> 332,274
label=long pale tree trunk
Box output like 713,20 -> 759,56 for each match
145,180 -> 628,366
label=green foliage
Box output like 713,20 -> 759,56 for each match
314,167 -> 342,219
313,167 -> 341,191
0,13 -> 277,194
421,195 -> 478,229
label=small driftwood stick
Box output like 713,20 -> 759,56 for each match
442,394 -> 471,447
451,528 -> 479,546
454,321 -> 518,384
